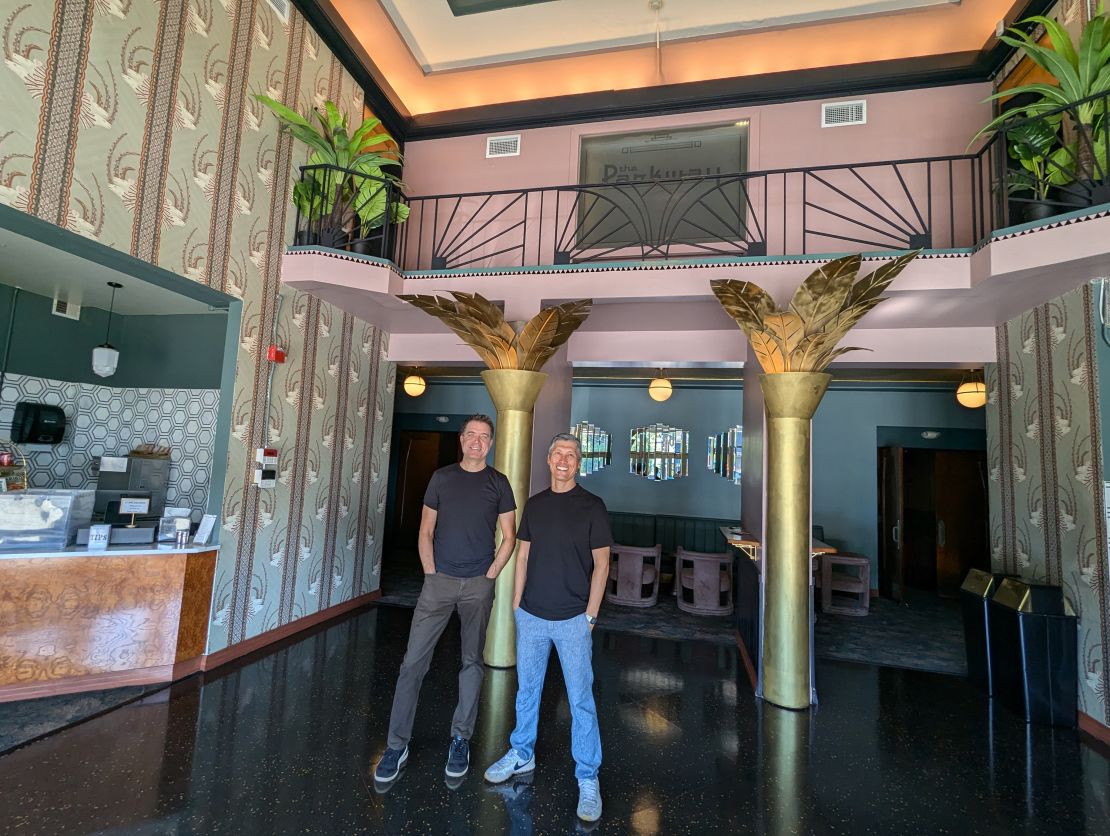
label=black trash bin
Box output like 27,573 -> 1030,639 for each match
987,579 -> 1078,727
959,568 -> 1009,696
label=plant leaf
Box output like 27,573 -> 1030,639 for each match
845,249 -> 920,309
749,331 -> 785,374
711,280 -> 778,336
513,307 -> 561,371
545,299 -> 592,351
763,312 -> 806,358
788,254 -> 861,334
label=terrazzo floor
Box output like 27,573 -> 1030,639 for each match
0,604 -> 1105,834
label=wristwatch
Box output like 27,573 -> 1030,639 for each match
585,614 -> 597,626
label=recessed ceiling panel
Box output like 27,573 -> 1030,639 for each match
382,0 -> 958,72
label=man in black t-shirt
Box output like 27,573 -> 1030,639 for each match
484,432 -> 612,824
374,414 -> 517,787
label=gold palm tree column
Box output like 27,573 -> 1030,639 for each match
398,291 -> 592,667
711,250 -> 919,709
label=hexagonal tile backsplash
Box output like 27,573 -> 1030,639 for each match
0,373 -> 220,514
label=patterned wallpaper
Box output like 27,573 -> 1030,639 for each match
0,0 -> 395,653
986,284 -> 1110,724
0,372 -> 218,513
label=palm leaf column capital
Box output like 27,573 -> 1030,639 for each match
399,291 -> 592,667
710,251 -> 919,709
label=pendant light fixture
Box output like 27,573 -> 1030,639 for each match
648,369 -> 673,402
92,281 -> 123,378
403,371 -> 427,397
956,369 -> 986,409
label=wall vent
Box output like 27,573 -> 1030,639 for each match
263,0 -> 289,22
51,297 -> 81,320
821,100 -> 867,128
486,134 -> 521,158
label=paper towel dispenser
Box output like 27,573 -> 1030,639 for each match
11,402 -> 66,445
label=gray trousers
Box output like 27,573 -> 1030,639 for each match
387,572 -> 496,749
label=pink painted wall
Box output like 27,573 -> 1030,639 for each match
402,84 -> 993,196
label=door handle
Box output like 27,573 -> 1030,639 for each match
937,520 -> 946,547
892,524 -> 900,545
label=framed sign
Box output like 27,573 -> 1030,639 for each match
193,514 -> 217,546
577,121 -> 749,251
87,524 -> 112,551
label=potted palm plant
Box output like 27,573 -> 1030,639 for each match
254,96 -> 406,248
976,8 -> 1110,208
1007,119 -> 1073,221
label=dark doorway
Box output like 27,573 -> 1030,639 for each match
380,430 -> 459,588
878,447 -> 989,600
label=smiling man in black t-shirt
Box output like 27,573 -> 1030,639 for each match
374,414 -> 516,787
484,432 -> 612,824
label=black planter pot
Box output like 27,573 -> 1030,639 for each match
349,238 -> 384,257
293,229 -> 320,246
1021,201 -> 1058,223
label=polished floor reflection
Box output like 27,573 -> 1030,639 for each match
0,604 -> 1106,834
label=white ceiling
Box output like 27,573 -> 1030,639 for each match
0,227 -> 221,316
380,0 -> 955,72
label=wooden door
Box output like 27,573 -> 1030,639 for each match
933,450 -> 989,596
392,431 -> 452,549
878,446 -> 905,601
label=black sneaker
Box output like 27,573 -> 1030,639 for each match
374,745 -> 409,783
445,736 -> 470,778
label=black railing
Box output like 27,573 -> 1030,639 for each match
292,164 -> 407,260
292,92 -> 1110,270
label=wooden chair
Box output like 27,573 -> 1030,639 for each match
606,543 -> 663,608
820,554 -> 871,616
675,547 -> 734,616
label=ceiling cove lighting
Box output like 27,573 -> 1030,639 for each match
956,372 -> 986,409
648,371 -> 672,402
403,373 -> 427,397
91,281 -> 123,379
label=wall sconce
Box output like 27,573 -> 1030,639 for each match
91,281 -> 122,378
956,371 -> 986,409
403,373 -> 426,397
648,370 -> 672,402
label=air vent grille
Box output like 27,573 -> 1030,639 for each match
822,100 -> 867,128
264,0 -> 289,22
52,297 -> 81,320
486,134 -> 521,158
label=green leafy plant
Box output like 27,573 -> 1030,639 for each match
1006,120 -> 1073,199
975,8 -> 1110,188
254,95 -> 406,232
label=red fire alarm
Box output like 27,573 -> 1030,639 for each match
267,345 -> 287,363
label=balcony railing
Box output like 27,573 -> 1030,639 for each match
292,92 -> 1110,270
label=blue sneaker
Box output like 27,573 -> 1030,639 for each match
445,736 -> 470,778
484,748 -> 536,783
373,745 -> 409,783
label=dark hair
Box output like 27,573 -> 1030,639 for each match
460,413 -> 495,438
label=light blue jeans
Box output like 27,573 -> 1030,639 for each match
509,607 -> 602,781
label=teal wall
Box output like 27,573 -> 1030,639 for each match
394,378 -> 986,579
0,288 -> 226,388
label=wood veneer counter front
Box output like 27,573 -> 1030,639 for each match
0,548 -> 217,701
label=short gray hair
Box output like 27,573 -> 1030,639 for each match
548,432 -> 581,456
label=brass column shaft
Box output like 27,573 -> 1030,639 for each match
760,372 -> 829,710
481,369 -> 547,668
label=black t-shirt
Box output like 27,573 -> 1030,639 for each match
518,485 -> 613,620
423,464 -> 516,577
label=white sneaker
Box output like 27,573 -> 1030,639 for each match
577,778 -> 602,822
484,748 -> 536,783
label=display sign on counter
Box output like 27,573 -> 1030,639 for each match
193,514 -> 216,546
87,524 -> 111,551
120,497 -> 151,515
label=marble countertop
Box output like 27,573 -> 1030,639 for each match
0,543 -> 220,560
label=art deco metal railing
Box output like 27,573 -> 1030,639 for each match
292,91 -> 1110,270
